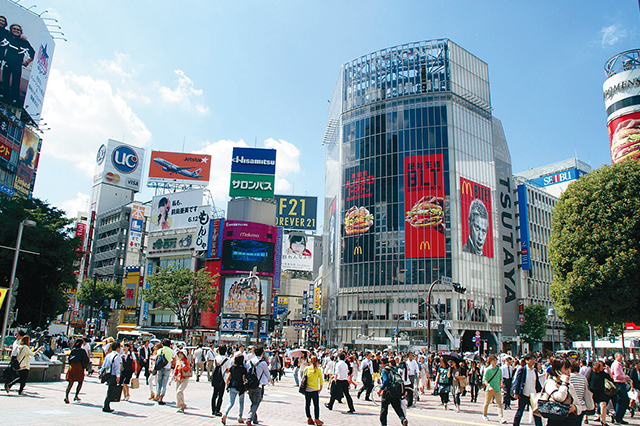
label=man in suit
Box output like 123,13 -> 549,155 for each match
138,340 -> 151,384
511,354 -> 542,426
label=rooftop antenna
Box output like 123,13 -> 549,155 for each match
182,136 -> 186,152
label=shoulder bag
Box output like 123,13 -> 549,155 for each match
298,366 -> 308,394
537,380 -> 571,421
604,377 -> 618,396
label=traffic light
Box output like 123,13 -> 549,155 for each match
609,332 -> 616,344
437,323 -> 445,338
452,283 -> 467,294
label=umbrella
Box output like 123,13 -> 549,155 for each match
442,352 -> 463,363
149,338 -> 161,345
464,352 -> 481,362
289,348 -> 310,358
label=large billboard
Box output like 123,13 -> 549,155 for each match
229,172 -> 275,198
222,275 -> 270,315
200,260 -> 221,328
608,111 -> 640,164
0,0 -> 56,122
229,147 -> 276,199
148,150 -> 212,186
342,164 -> 375,263
529,168 -> 587,187
14,126 -> 41,197
93,139 -> 145,193
127,204 -> 147,250
149,189 -> 204,232
281,233 -> 314,272
460,177 -> 493,258
220,220 -> 277,275
274,195 -> 317,230
517,184 -> 531,270
404,154 -> 446,258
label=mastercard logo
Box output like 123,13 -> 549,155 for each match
105,172 -> 121,183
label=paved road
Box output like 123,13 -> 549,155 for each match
2,369 -> 639,426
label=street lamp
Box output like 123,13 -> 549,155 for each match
1,219 -> 36,356
548,308 -> 556,353
426,277 -> 466,354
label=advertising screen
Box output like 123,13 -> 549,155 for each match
148,150 -> 212,185
222,275 -> 270,315
200,260 -> 221,328
517,184 -> 531,270
0,0 -> 55,122
342,163 -> 375,263
149,189 -> 204,232
122,267 -> 140,313
207,218 -> 224,259
404,154 -> 446,258
274,195 -> 317,230
608,110 -> 640,164
281,233 -> 314,272
460,177 -> 493,258
14,126 -> 40,197
230,147 -> 276,175
93,139 -> 145,192
220,220 -> 277,275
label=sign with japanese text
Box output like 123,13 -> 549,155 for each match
281,233 -> 314,272
123,267 -> 140,315
342,162 -> 375,263
194,206 -> 210,252
150,189 -> 204,232
344,170 -> 374,202
148,232 -> 195,255
207,218 -> 224,259
220,317 -> 267,333
229,172 -> 275,198
460,177 -> 493,258
404,154 -> 446,258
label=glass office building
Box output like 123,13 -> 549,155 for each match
323,40 -> 519,351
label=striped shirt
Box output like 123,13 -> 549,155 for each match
569,373 -> 588,408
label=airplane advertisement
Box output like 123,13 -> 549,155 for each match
148,150 -> 212,185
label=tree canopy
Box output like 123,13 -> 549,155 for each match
141,265 -> 218,335
0,196 -> 80,328
549,160 -> 640,328
520,304 -> 547,344
75,278 -> 124,316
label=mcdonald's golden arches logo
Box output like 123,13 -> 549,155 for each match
353,246 -> 363,255
461,180 -> 473,196
419,241 -> 431,250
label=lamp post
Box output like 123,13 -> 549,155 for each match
1,219 -> 36,356
548,308 -> 556,353
426,278 -> 466,354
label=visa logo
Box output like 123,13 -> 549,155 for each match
127,179 -> 139,188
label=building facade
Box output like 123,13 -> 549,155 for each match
323,40 -> 519,351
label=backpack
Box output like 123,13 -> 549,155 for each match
384,366 -> 405,399
211,357 -> 227,388
154,349 -> 168,372
244,359 -> 266,390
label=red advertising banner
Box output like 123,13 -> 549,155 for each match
404,154 -> 446,258
148,150 -> 212,184
460,177 -> 493,258
201,260 -> 221,328
0,136 -> 12,161
608,111 -> 640,164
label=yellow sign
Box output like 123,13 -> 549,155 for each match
0,287 -> 7,307
313,286 -> 321,311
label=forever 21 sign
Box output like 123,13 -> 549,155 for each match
274,195 -> 317,230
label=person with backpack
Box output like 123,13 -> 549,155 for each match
222,354 -> 247,425
378,357 -> 409,426
244,346 -> 273,426
212,344 -> 231,417
324,352 -> 356,413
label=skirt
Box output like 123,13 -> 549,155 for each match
66,362 -> 85,383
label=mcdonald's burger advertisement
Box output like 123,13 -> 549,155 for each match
342,163 -> 375,263
608,111 -> 640,164
404,154 -> 446,258
460,177 -> 493,258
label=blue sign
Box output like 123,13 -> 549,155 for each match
230,147 -> 276,175
529,168 -> 585,187
220,317 -> 267,333
0,183 -> 15,197
273,226 -> 283,289
517,184 -> 531,270
112,145 -> 139,174
392,327 -> 398,334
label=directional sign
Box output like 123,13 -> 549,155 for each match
441,276 -> 452,285
392,327 -> 398,335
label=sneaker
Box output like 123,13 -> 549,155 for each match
402,419 -> 408,426
324,403 -> 332,411
500,418 -> 507,424
483,416 -> 489,422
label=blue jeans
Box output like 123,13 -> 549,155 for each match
246,386 -> 263,423
294,367 -> 300,386
224,387 -> 245,418
156,369 -> 170,397
615,382 -> 629,422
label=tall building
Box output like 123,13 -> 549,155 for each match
323,39 -> 520,352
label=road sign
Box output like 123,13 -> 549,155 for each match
476,340 -> 481,347
475,330 -> 481,336
98,311 -> 104,318
441,276 -> 452,285
393,327 -> 398,335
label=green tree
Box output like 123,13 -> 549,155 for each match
0,196 -> 79,328
549,160 -> 640,327
520,304 -> 547,343
75,278 -> 125,316
141,265 -> 218,336
562,320 -> 590,343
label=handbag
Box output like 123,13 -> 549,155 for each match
10,356 -> 20,371
530,392 -> 542,417
130,377 -> 140,389
604,378 -> 618,396
537,381 -> 571,421
154,351 -> 168,372
299,368 -> 308,394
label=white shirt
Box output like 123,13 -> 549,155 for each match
501,363 -> 513,380
335,360 -> 349,381
361,358 -> 373,375
407,359 -> 420,376
193,347 -> 204,363
205,348 -> 216,361
11,339 -> 21,357
215,354 -> 232,381
579,366 -> 590,377
523,365 -> 538,397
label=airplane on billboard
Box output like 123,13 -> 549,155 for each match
153,157 -> 203,179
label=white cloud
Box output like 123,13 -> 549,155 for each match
158,70 -> 206,113
601,24 -> 628,47
264,138 -> 301,176
58,192 -> 91,218
41,69 -> 152,177
98,52 -> 132,78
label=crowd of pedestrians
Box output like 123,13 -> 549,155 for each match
4,329 -> 640,426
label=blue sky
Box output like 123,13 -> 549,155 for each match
26,0 -> 639,231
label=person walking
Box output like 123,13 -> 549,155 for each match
357,351 -> 374,401
569,360 -> 592,426
501,357 -> 514,410
138,340 -> 151,384
65,338 -> 90,403
589,360 -> 614,426
512,353 -> 543,426
4,335 -> 43,395
222,354 -> 247,425
155,339 -> 173,405
482,354 -> 506,423
174,349 -> 191,413
451,360 -> 463,412
193,344 -> 206,382
542,356 -> 583,426
101,341 -> 122,413
212,344 -> 231,416
147,342 -> 160,401
302,355 -> 324,426
469,360 -> 481,403
611,352 -> 630,425
435,357 -> 452,410
245,346 -> 273,426
324,352 -> 356,413
119,343 -> 135,401
378,357 -> 409,426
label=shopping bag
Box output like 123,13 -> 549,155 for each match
131,377 -> 139,389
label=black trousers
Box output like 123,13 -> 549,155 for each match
6,369 -> 28,393
502,378 -> 513,407
211,383 -> 225,414
138,360 -> 150,381
513,395 -> 543,426
358,372 -> 373,399
380,393 -> 405,425
327,379 -> 355,411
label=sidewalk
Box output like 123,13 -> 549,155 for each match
1,369 -> 639,426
